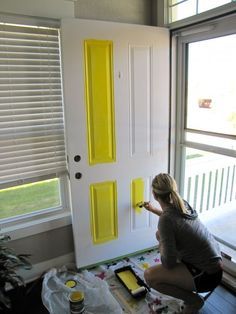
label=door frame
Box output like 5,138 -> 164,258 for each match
172,13 -> 236,269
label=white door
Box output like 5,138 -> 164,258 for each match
61,18 -> 169,268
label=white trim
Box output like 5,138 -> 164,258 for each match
173,12 -> 236,40
183,141 -> 236,158
223,271 -> 236,292
173,30 -> 187,194
1,212 -> 72,240
17,252 -> 75,284
179,25 -> 215,36
174,16 -> 236,288
223,257 -> 236,276
170,35 -> 177,176
167,2 -> 236,29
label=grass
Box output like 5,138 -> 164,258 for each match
0,179 -> 61,219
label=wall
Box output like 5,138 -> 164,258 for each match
0,0 -> 75,19
0,0 -> 161,280
75,0 -> 154,25
0,0 -> 160,25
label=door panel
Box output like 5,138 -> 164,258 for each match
61,18 -> 169,268
84,39 -> 116,165
90,180 -> 118,244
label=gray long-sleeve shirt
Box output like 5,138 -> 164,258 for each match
158,201 -> 222,273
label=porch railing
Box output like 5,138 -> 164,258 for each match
184,157 -> 236,214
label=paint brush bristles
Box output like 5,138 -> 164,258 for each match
136,201 -> 145,208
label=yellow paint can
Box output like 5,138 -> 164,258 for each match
69,291 -> 85,314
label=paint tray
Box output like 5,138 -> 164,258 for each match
114,265 -> 148,299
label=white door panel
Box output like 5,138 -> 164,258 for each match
61,18 -> 169,268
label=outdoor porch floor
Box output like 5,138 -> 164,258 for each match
200,207 -> 236,261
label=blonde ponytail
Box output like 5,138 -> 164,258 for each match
152,173 -> 187,214
170,190 -> 188,214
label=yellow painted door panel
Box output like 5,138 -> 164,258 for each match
84,40 -> 116,165
90,181 -> 118,244
131,178 -> 144,214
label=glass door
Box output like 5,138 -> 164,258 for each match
175,17 -> 236,261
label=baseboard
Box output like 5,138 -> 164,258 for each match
17,252 -> 75,284
222,271 -> 236,293
222,256 -> 236,277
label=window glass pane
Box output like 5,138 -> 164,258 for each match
170,0 -> 196,22
187,34 -> 236,136
168,0 -> 232,23
0,178 -> 61,220
183,147 -> 236,248
198,0 -> 231,13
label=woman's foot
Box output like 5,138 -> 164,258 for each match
181,295 -> 204,314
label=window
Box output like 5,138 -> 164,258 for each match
174,14 -> 236,257
167,0 -> 236,24
0,21 -> 69,235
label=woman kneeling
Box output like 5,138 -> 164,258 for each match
143,173 -> 223,314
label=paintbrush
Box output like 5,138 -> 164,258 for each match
136,201 -> 149,208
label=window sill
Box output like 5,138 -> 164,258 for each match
1,211 -> 72,240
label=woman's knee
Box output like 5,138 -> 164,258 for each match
144,267 -> 159,287
144,269 -> 165,292
144,268 -> 151,284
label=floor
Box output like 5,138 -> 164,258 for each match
200,207 -> 236,259
2,248 -> 236,314
200,285 -> 236,314
2,278 -> 48,314
2,280 -> 236,314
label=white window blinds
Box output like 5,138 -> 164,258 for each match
0,23 -> 67,186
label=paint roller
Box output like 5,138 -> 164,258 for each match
131,286 -> 146,297
114,265 -> 149,299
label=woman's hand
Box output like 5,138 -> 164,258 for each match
143,201 -> 155,212
143,202 -> 163,216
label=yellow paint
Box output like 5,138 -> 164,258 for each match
117,270 -> 140,292
131,178 -> 144,213
69,291 -> 84,302
65,280 -> 77,288
141,262 -> 150,269
84,39 -> 116,165
90,181 -> 118,244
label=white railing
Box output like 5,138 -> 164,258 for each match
183,156 -> 236,214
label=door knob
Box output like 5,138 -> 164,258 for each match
75,172 -> 82,179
